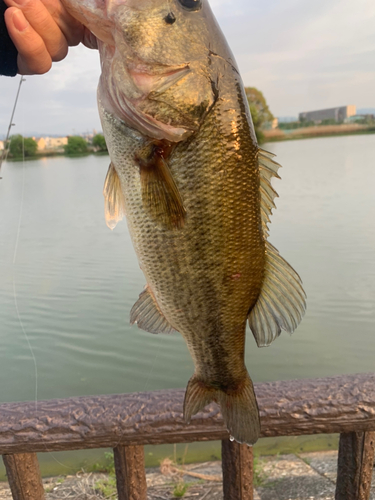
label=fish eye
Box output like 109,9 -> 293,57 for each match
177,0 -> 202,11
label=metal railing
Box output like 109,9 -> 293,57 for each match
1,373 -> 374,499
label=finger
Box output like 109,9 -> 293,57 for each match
5,7 -> 52,74
5,0 -> 69,62
39,0 -> 85,47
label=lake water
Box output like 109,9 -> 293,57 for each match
0,134 -> 374,476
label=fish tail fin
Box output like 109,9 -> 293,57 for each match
183,372 -> 260,445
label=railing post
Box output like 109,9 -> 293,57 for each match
335,431 -> 375,500
113,445 -> 147,500
221,439 -> 253,499
2,453 -> 45,500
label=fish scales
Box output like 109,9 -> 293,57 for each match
61,0 -> 306,445
102,83 -> 264,385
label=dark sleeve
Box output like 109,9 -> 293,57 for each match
0,0 -> 18,77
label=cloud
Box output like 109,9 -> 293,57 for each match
216,0 -> 375,116
1,0 -> 374,135
0,45 -> 101,137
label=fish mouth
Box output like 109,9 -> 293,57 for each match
128,63 -> 191,95
105,59 -> 193,142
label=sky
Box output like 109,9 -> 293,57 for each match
1,0 -> 375,136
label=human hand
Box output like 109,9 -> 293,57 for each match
4,0 -> 97,75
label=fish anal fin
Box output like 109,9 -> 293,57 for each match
137,142 -> 186,230
183,373 -> 260,445
103,162 -> 125,230
183,376 -> 216,424
248,242 -> 306,347
130,286 -> 177,335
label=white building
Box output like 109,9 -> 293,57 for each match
35,137 -> 68,151
299,106 -> 356,123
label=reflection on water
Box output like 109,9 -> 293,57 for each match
0,135 -> 374,475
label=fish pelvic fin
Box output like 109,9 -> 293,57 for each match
136,142 -> 186,230
248,241 -> 307,347
183,373 -> 261,446
130,286 -> 177,335
103,162 -> 126,230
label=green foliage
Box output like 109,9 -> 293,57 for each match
93,452 -> 116,498
279,121 -> 314,130
92,133 -> 108,152
321,118 -> 337,126
354,116 -> 375,125
64,136 -> 88,155
92,451 -> 115,474
253,456 -> 267,487
95,476 -> 117,498
9,134 -> 38,158
245,87 -> 274,144
173,482 -> 189,497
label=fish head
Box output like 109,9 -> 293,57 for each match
62,0 -> 236,142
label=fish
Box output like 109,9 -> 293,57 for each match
61,0 -> 306,445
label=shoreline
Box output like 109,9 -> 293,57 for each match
3,151 -> 109,162
263,123 -> 375,142
2,125 -> 374,162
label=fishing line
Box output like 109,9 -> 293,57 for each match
0,76 -> 25,178
12,134 -> 39,412
12,143 -> 26,266
12,281 -> 38,411
11,100 -> 71,472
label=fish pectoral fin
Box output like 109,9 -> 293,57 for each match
130,286 -> 177,335
103,162 -> 126,230
184,373 -> 260,445
248,241 -> 306,347
138,154 -> 186,230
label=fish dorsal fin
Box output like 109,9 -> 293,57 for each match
130,286 -> 177,335
103,163 -> 126,230
248,241 -> 306,347
258,148 -> 281,238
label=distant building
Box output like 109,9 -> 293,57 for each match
263,118 -> 279,130
299,105 -> 356,123
35,137 -> 68,151
79,134 -> 90,142
0,140 -> 4,151
278,116 -> 298,123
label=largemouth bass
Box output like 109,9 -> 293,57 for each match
62,0 -> 306,445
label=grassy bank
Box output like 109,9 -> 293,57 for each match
264,124 -> 375,142
0,434 -> 339,481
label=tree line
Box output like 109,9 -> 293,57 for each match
3,87 -> 274,158
3,133 -> 108,159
